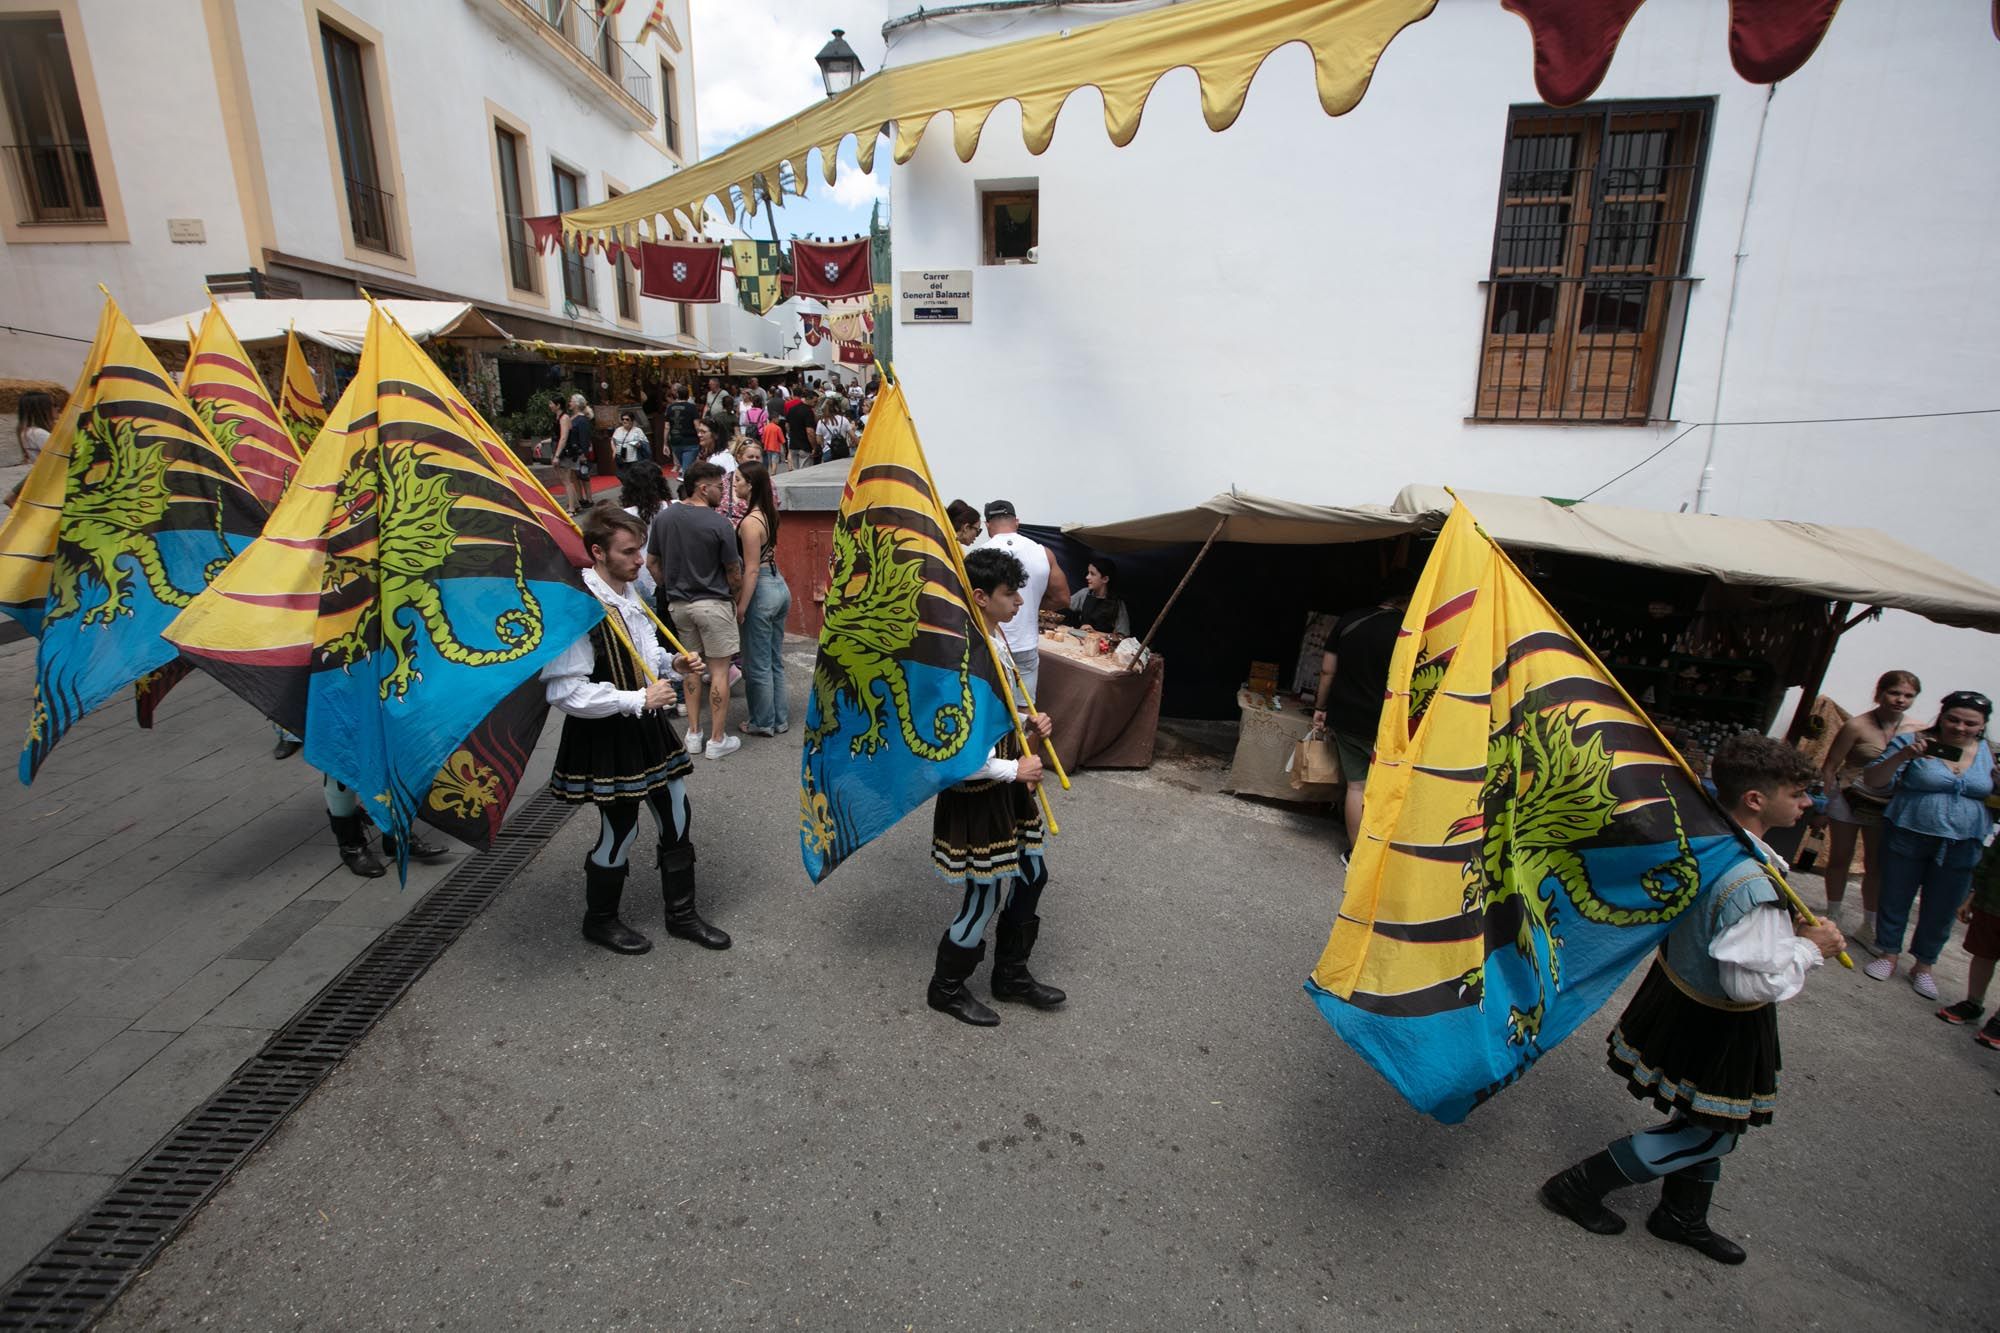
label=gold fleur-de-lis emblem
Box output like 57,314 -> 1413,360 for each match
428,748 -> 502,817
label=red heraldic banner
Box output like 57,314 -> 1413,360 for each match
793,239 -> 872,300
639,242 -> 722,304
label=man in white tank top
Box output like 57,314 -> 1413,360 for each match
975,500 -> 1070,700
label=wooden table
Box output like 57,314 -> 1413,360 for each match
1033,631 -> 1165,769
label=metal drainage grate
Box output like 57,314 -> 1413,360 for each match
0,791 -> 574,1331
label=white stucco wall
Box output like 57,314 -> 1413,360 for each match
0,0 -> 703,386
886,0 -> 2000,712
0,0 -> 252,382
233,0 -> 697,344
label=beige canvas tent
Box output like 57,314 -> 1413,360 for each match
1067,486 -> 2000,738
1068,487 -> 2000,633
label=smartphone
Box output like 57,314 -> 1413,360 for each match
1930,741 -> 1964,762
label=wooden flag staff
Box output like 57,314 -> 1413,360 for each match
1135,516 -> 1227,657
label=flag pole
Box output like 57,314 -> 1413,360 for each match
883,365 -> 1060,833
995,649 -> 1071,791
1450,489 -> 1853,969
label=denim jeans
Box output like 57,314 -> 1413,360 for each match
673,443 -> 697,476
1876,824 -> 1983,963
741,568 -> 791,730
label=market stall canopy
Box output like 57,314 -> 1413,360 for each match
1392,486 -> 2000,634
562,0 -> 1435,242
135,300 -> 509,354
1066,490 -> 1419,550
559,0 -> 1874,245
501,341 -> 806,377
1076,486 -> 2000,633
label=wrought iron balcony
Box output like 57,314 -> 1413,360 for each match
538,0 -> 653,108
343,174 -> 398,254
2,142 -> 105,225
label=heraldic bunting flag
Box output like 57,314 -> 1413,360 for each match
165,304 -> 600,853
277,326 -> 329,453
799,381 -> 1015,883
184,301 -> 304,506
0,294 -> 264,782
1304,501 -> 1747,1124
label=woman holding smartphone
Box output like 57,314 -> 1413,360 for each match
1860,691 -> 1997,998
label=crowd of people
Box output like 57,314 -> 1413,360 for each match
548,373 -> 870,509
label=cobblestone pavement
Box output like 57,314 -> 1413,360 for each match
73,652 -> 2000,1331
0,643 -> 479,1285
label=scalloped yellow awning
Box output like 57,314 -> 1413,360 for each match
561,0 -> 1436,244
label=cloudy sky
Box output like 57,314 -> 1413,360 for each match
688,2 -> 890,241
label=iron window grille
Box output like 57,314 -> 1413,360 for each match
552,164 -> 592,309
1474,100 -> 1713,423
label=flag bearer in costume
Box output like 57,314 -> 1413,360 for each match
542,507 -> 729,955
323,775 -> 450,879
1541,734 -> 1845,1264
926,546 -> 1064,1027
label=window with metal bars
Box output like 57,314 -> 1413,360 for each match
607,186 -> 637,320
551,163 -> 592,309
0,15 -> 105,225
1475,100 -> 1712,423
321,22 -> 397,255
495,126 -> 537,293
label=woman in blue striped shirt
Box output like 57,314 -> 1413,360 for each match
1860,691 -> 1997,1000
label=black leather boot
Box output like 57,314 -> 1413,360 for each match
381,829 -> 451,862
990,912 -> 1066,1008
927,935 -> 999,1027
329,811 -> 385,879
582,860 -> 651,955
659,844 -> 730,949
1647,1170 -> 1746,1264
1539,1151 -> 1631,1235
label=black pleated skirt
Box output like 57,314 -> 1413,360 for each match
549,710 -> 691,804
1606,960 -> 1780,1134
931,780 -> 1045,886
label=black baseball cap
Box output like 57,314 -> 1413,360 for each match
984,499 -> 1016,520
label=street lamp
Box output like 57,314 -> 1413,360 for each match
814,28 -> 862,98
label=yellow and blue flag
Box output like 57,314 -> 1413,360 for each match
277,326 -> 328,454
1306,501 -> 1747,1122
166,304 -> 599,854
184,300 -> 303,506
0,294 -> 264,782
799,381 -> 1015,882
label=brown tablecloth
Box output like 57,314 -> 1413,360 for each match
1037,650 -> 1164,769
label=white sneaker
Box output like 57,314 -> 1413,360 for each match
683,731 -> 702,752
704,735 -> 741,760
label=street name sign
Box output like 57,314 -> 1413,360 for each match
898,270 -> 973,324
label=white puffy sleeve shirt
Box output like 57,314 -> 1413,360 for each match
1713,904 -> 1824,1005
540,570 -> 671,719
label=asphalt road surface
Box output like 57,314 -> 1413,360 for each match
100,667 -> 2000,1330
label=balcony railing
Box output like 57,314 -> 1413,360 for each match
343,175 -> 398,254
538,0 -> 652,108
2,143 -> 105,225
502,214 -> 541,292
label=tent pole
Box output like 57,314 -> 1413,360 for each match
1136,517 -> 1226,655
1785,599 -> 1854,744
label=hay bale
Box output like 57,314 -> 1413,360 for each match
0,379 -> 70,414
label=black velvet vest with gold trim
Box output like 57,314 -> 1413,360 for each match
549,621 -> 692,803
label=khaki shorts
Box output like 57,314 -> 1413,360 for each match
669,597 -> 739,663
